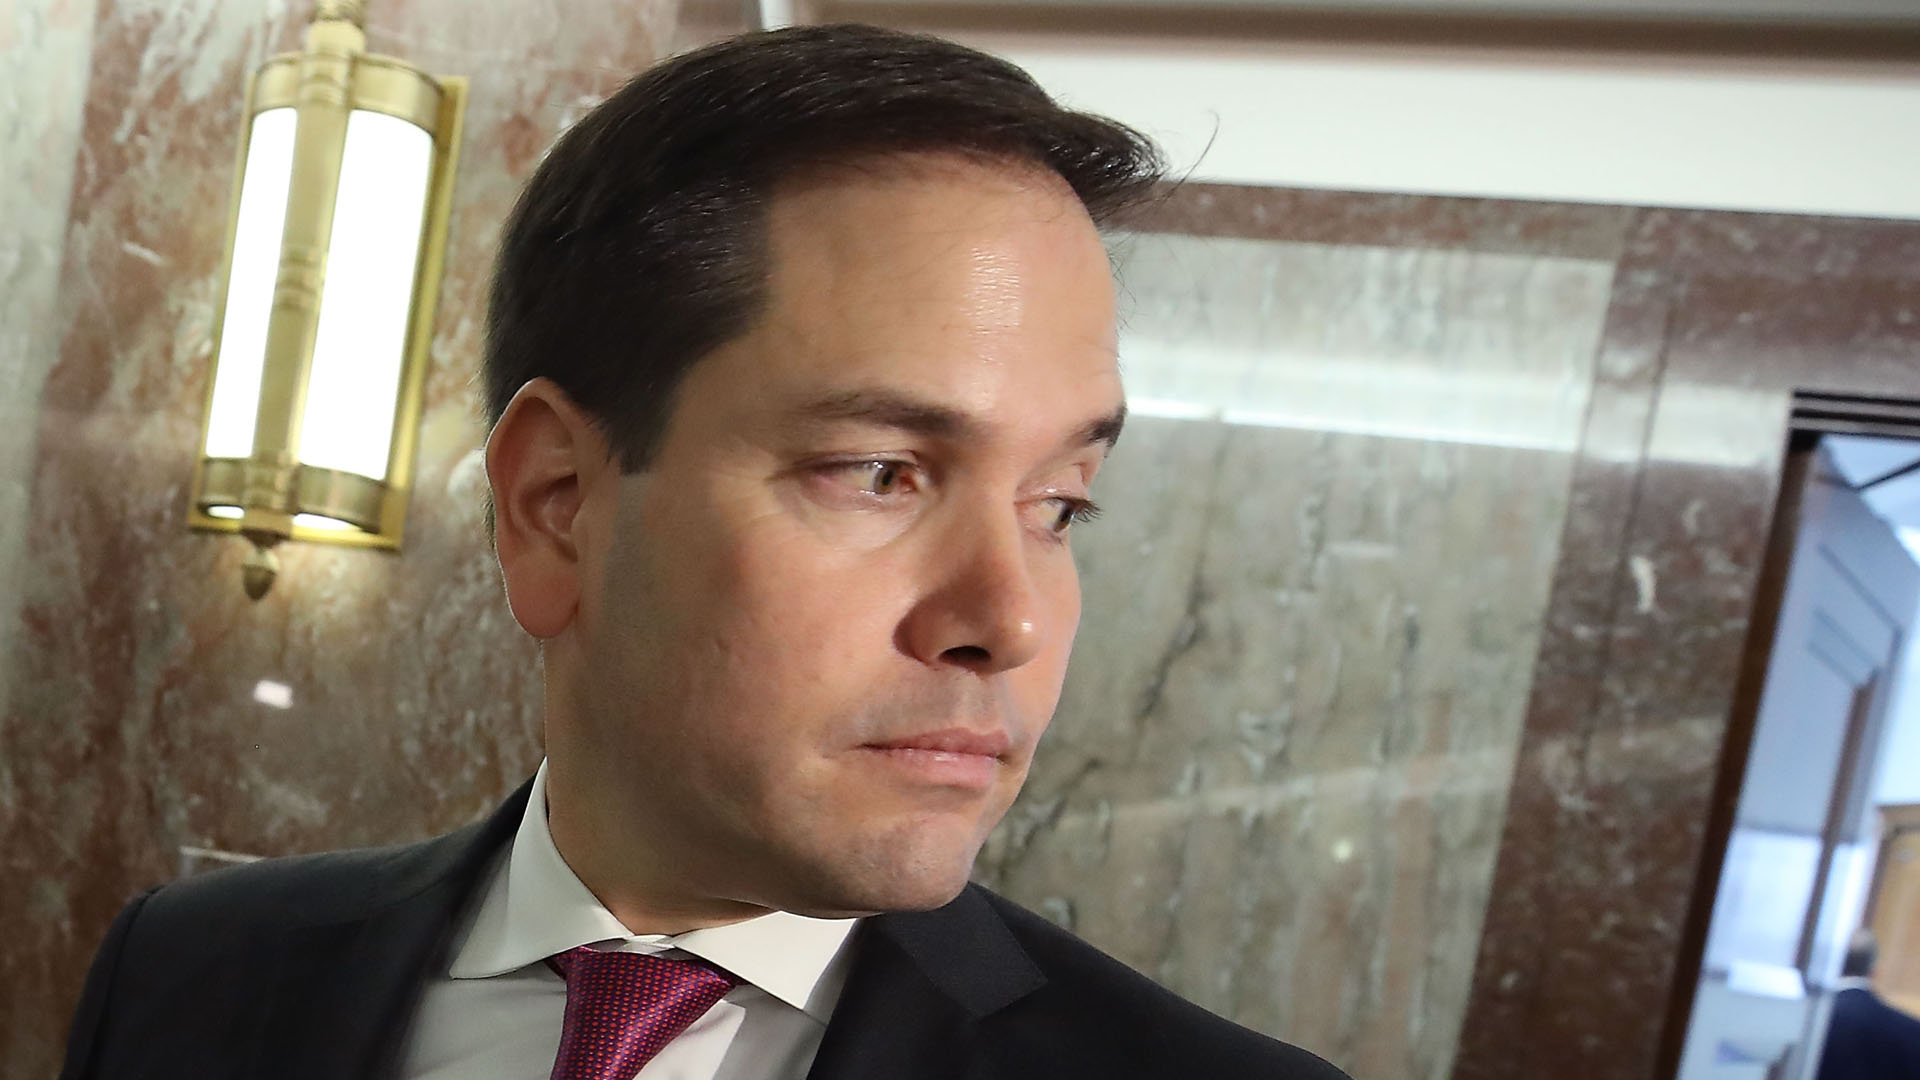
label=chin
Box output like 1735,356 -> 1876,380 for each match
775,834 -> 982,916
859,869 -> 975,913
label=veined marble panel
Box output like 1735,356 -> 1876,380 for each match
976,233 -> 1615,1080
0,0 -> 100,760
0,1 -> 744,1075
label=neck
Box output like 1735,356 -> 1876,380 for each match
543,756 -> 771,936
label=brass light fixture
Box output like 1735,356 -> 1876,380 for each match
188,0 -> 465,599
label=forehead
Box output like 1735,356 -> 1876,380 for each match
738,155 -> 1123,418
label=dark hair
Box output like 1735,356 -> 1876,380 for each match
1843,928 -> 1877,979
482,23 -> 1165,470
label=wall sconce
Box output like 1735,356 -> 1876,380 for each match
188,0 -> 464,599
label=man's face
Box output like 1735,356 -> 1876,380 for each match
562,156 -> 1122,916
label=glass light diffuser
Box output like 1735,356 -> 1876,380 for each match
204,107 -> 298,461
293,513 -> 357,531
299,109 -> 433,481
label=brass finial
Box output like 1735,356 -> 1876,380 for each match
314,0 -> 367,27
241,540 -> 281,601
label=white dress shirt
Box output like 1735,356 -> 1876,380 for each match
399,761 -> 861,1080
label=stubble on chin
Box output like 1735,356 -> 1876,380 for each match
779,848 -> 979,917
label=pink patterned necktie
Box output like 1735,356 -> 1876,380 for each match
548,946 -> 739,1080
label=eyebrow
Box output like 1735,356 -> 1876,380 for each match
791,389 -> 1128,451
1079,404 -> 1127,450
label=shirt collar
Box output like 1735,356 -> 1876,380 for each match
449,760 -> 860,1020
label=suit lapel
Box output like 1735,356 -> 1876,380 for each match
244,781 -> 532,1080
805,886 -> 1045,1080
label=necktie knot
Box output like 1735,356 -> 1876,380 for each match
549,946 -> 738,1080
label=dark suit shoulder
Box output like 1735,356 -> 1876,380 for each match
61,841 -> 463,1080
62,785 -> 531,1080
138,821 -> 487,935
1817,986 -> 1920,1080
976,888 -> 1350,1079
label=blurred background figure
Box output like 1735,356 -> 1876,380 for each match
1815,931 -> 1920,1080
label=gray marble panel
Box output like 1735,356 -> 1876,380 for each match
976,234 -> 1615,1080
0,0 -> 100,728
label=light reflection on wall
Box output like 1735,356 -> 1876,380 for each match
1113,231 -> 1786,472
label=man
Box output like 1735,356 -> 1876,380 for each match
60,24 -> 1348,1080
1816,931 -> 1920,1080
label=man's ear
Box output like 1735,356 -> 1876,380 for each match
485,378 -> 613,639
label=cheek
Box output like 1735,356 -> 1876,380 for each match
741,486 -> 922,605
691,518 -> 909,702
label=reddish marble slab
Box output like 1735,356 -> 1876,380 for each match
0,1 -> 744,1075
1454,212 -> 1679,1080
1458,208 -> 1920,1080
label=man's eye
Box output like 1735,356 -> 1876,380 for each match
1049,498 -> 1102,534
846,460 -> 910,495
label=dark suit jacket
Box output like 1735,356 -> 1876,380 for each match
1816,986 -> 1920,1080
60,779 -> 1348,1079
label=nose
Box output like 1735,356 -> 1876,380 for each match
899,509 -> 1050,675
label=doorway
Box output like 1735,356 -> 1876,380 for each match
1670,427 -> 1920,1080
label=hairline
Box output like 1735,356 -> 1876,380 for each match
608,146 -> 1125,473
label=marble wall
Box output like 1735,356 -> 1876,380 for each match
13,10 -> 1920,1080
975,233 -> 1614,1079
1457,210 -> 1920,1080
0,1 -> 747,1074
1114,187 -> 1920,1080
1,0 -> 101,754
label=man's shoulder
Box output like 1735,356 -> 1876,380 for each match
136,818 -> 492,937
971,887 -> 1350,1078
62,810 -> 517,1078
1834,985 -> 1920,1032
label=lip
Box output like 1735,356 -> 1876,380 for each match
865,728 -> 1013,758
859,728 -> 1012,790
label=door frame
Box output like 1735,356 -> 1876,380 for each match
1656,397 -> 1920,1078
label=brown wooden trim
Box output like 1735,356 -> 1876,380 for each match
1651,434 -> 1814,1079
1863,802 -> 1920,927
806,1 -> 1920,60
